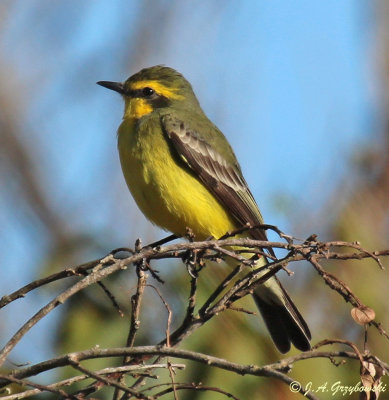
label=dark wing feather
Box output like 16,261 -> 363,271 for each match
161,114 -> 311,352
161,114 -> 271,249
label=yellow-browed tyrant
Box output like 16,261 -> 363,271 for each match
97,66 -> 311,353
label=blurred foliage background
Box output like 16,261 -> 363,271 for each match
0,1 -> 388,399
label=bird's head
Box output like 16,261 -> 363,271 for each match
97,65 -> 200,120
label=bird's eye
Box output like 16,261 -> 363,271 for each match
142,87 -> 155,97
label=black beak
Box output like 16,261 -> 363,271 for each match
97,81 -> 125,95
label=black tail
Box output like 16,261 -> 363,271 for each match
253,277 -> 311,353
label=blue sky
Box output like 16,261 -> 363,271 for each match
0,0 -> 378,367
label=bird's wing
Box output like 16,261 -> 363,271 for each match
161,115 -> 311,353
161,113 -> 272,249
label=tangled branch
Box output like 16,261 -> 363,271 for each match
0,226 -> 388,399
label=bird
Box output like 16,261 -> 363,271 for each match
97,65 -> 311,353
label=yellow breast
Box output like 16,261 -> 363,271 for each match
117,116 -> 237,239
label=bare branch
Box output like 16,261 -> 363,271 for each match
0,364 -> 185,400
0,230 -> 387,398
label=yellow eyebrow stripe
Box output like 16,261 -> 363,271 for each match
130,80 -> 184,100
